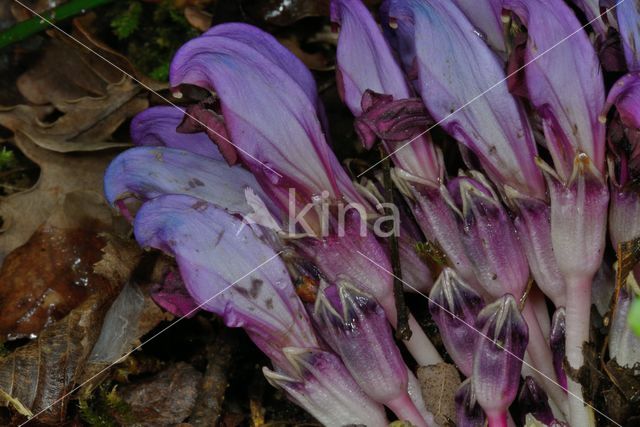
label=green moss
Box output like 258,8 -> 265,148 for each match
78,384 -> 136,427
0,147 -> 16,171
111,1 -> 142,40
107,0 -> 200,81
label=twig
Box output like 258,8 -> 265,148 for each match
0,0 -> 114,50
380,147 -> 411,341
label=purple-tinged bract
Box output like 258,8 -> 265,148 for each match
473,294 -> 529,424
264,348 -> 388,426
428,268 -> 484,377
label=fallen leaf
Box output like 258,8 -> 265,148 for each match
0,135 -> 117,259
79,281 -> 169,395
0,218 -> 142,424
0,191 -> 118,340
115,362 -> 202,426
0,77 -> 145,152
416,363 -> 460,426
0,288 -> 122,425
184,5 -> 212,32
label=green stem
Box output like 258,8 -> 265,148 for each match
0,0 -> 114,50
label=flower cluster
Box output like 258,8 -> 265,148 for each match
103,0 -> 640,426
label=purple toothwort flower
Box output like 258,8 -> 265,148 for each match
502,2 -> 608,424
605,73 -> 640,284
517,376 -> 556,426
133,194 -> 319,369
616,0 -> 640,71
473,294 -> 529,427
331,0 -> 442,183
311,280 -> 429,426
609,287 -> 640,368
263,348 -> 388,426
444,174 -> 529,300
169,23 -> 368,235
550,307 -> 568,391
386,0 -> 544,199
428,268 -> 484,377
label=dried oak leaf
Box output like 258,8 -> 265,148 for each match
0,223 -> 141,424
0,285 -> 123,425
416,363 -> 460,426
115,362 -> 202,427
0,134 -> 117,259
0,77 -> 145,152
0,191 -> 117,341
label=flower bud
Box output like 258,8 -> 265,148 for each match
447,174 -> 529,299
473,294 -> 529,423
428,268 -> 485,376
263,348 -> 388,426
312,281 -> 427,426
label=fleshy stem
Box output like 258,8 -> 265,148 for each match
381,297 -> 443,366
564,275 -> 596,427
486,410 -> 508,427
386,393 -> 429,427
381,148 -> 411,341
0,0 -> 114,49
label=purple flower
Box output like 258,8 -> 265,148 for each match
428,268 -> 484,377
133,194 -> 319,369
311,281 -> 429,426
550,307 -> 568,391
503,0 -> 606,179
616,0 -> 640,71
445,174 -> 529,299
263,348 -> 388,426
331,0 -> 442,183
386,0 -> 545,199
517,376 -> 556,426
473,294 -> 529,426
169,23 -> 368,233
130,105 -> 223,159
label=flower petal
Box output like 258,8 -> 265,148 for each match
388,0 -> 544,198
616,0 -> 640,70
503,0 -> 606,179
130,106 -> 222,159
170,27 -> 366,211
104,146 -> 275,219
133,194 -> 318,363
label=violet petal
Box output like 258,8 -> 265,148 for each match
130,106 -> 223,159
133,195 -> 318,365
388,0 -> 544,198
503,0 -> 606,179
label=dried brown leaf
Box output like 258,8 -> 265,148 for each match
416,363 -> 460,426
0,191 -> 119,340
0,77 -> 145,152
0,286 -> 122,425
0,135 -> 116,259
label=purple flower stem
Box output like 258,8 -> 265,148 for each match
522,301 -> 569,417
386,393 -> 429,427
381,297 -> 443,366
564,275 -> 596,427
